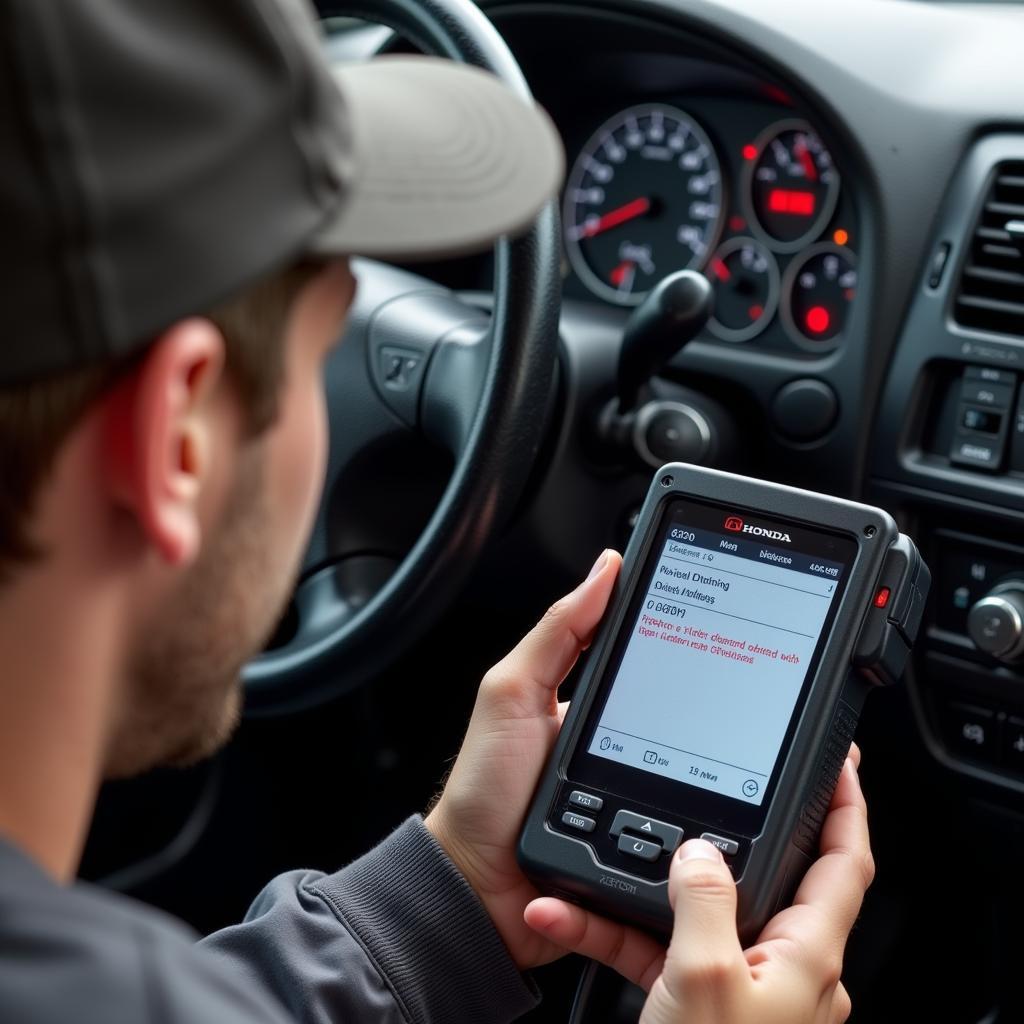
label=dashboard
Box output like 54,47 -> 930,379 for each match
408,3 -> 1024,1018
373,3 -> 885,466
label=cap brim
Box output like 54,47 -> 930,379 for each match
306,56 -> 564,262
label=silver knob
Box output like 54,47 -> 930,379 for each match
633,400 -> 713,469
968,583 -> 1024,661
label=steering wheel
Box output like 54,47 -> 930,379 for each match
243,0 -> 561,713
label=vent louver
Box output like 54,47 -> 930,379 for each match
954,161 -> 1024,338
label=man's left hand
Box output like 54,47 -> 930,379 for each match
425,549 -> 663,971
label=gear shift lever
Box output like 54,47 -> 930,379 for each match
617,270 -> 713,413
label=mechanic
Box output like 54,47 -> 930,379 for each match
0,1 -> 873,1022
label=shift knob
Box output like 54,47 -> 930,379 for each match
617,270 -> 713,413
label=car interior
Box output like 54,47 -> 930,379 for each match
79,1 -> 1024,1020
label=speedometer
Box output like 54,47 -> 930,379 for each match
564,105 -> 724,306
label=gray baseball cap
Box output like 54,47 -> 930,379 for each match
0,0 -> 564,386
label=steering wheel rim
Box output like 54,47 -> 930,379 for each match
243,0 -> 561,714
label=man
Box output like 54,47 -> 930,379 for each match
0,0 -> 872,1021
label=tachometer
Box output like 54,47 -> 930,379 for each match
744,120 -> 839,253
564,105 -> 724,306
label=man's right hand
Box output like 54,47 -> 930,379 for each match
524,748 -> 872,1024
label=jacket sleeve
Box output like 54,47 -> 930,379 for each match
198,815 -> 540,1024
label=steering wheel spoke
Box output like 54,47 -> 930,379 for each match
420,319 -> 492,454
359,261 -> 492,439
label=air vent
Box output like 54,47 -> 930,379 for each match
954,161 -> 1024,338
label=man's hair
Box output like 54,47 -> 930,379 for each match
0,259 -> 326,577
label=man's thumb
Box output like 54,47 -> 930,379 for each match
485,550 -> 621,708
664,839 -> 745,978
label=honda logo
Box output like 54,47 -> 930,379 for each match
723,514 -> 792,543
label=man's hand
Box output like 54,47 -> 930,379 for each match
524,747 -> 872,1023
425,548 -> 622,970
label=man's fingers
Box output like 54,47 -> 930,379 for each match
758,759 -> 872,955
661,840 -> 746,1001
827,755 -> 868,819
793,759 -> 873,914
524,898 -> 667,992
482,550 -> 621,712
829,982 -> 853,1023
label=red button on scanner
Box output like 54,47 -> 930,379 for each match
874,587 -> 891,609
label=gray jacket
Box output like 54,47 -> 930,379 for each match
0,816 -> 539,1022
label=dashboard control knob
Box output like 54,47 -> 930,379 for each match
771,379 -> 838,443
634,400 -> 712,468
968,582 -> 1024,661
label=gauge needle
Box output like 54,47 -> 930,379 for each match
710,256 -> 731,282
795,139 -> 818,182
583,197 -> 652,238
610,260 -> 636,290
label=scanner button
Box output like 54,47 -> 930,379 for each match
568,791 -> 604,813
618,834 -> 661,863
561,811 -> 597,833
610,810 -> 683,852
700,832 -> 740,857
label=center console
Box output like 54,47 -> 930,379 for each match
871,136 -> 1024,803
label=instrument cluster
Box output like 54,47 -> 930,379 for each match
562,98 -> 858,356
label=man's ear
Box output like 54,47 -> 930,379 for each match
103,319 -> 227,566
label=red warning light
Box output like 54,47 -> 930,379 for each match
729,214 -> 746,232
768,189 -> 816,216
742,144 -> 758,161
805,306 -> 831,335
762,84 -> 793,106
874,587 -> 891,609
748,304 -> 764,320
